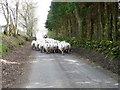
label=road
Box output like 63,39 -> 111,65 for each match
12,50 -> 118,88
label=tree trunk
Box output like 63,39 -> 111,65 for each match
74,4 -> 82,38
99,3 -> 104,40
90,19 -> 94,40
112,3 -> 118,41
15,0 -> 19,35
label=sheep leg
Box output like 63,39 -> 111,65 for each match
67,49 -> 70,53
62,50 -> 64,55
32,46 -> 34,50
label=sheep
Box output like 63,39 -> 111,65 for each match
43,42 -> 51,54
31,40 -> 37,50
34,41 -> 40,51
58,41 -> 71,55
39,42 -> 45,53
36,39 -> 45,51
64,42 -> 71,53
58,42 -> 66,55
31,37 -> 71,55
49,42 -> 58,53
53,43 -> 59,53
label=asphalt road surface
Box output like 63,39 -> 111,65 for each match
12,50 -> 118,88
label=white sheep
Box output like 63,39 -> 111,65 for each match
34,41 -> 40,51
64,42 -> 71,53
31,37 -> 71,55
43,42 -> 51,53
39,42 -> 45,53
58,42 -> 66,55
31,40 -> 37,50
58,41 -> 71,55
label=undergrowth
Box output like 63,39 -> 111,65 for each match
55,37 -> 120,60
0,33 -> 29,56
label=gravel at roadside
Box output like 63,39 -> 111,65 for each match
2,42 -> 32,88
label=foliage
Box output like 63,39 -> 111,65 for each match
0,34 -> 28,56
46,2 -> 120,61
55,37 -> 120,60
45,2 -> 75,31
47,30 -> 56,38
46,2 -> 119,41
0,42 -> 10,55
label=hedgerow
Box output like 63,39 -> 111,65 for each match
55,37 -> 120,60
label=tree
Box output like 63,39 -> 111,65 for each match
45,2 -> 119,41
0,0 -> 10,35
0,0 -> 20,36
19,1 -> 37,37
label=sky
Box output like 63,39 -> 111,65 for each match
0,14 -> 6,25
35,0 -> 52,39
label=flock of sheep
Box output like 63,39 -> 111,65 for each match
31,38 -> 71,55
